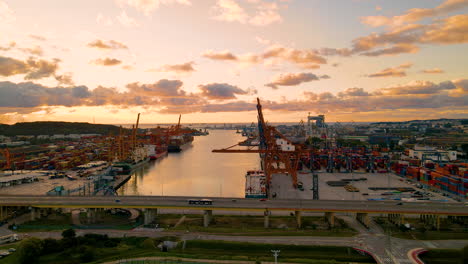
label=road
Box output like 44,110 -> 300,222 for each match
1,195 -> 467,215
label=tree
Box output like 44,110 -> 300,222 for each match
79,246 -> 96,263
62,228 -> 76,239
140,238 -> 156,249
17,237 -> 43,264
42,238 -> 62,254
461,144 -> 468,157
462,245 -> 468,263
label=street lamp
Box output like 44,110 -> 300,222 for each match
271,250 -> 280,264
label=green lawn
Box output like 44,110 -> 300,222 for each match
419,248 -> 467,264
161,215 -> 357,237
373,217 -> 468,240
3,236 -> 377,264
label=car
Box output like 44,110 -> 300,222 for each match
396,202 -> 403,205
115,199 -> 121,203
259,198 -> 267,202
231,199 -> 237,202
8,248 -> 16,252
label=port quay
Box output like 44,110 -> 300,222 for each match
1,99 -> 467,264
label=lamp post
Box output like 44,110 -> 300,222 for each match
271,250 -> 280,264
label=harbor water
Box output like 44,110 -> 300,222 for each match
118,130 -> 261,197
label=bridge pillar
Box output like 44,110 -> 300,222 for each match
87,209 -> 97,224
30,207 -> 37,221
436,215 -> 440,231
295,211 -> 302,229
356,213 -> 369,228
203,210 -> 212,227
0,206 -> 4,221
264,210 -> 270,228
325,212 -> 335,228
143,209 -> 158,225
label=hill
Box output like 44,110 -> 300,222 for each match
0,122 -> 122,136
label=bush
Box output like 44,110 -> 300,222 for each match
79,246 -> 96,263
17,237 -> 44,264
141,238 -> 156,249
62,228 -> 76,239
42,238 -> 62,254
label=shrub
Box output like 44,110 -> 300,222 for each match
141,238 -> 156,249
17,237 -> 44,264
79,246 -> 96,263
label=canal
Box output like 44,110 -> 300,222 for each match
118,130 -> 261,198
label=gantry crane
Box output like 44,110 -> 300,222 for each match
213,98 -> 309,188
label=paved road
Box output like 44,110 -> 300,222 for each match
1,195 -> 467,215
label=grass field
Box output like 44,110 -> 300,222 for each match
373,217 -> 468,240
419,248 -> 467,264
159,214 -> 357,237
0,236 -> 377,264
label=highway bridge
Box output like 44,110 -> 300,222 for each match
1,195 -> 467,228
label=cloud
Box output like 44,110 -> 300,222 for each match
212,0 -> 283,26
361,0 -> 468,27
1,79 -> 467,118
117,0 -> 191,16
0,41 -> 16,51
0,56 -> 59,80
28,35 -> 46,41
361,43 -> 420,57
117,10 -> 140,27
249,1 -> 282,26
422,68 -> 444,74
265,72 -> 327,89
337,87 -> 371,97
203,50 -> 238,61
96,13 -> 113,26
87,39 -> 128,50
367,63 -> 413,78
263,45 -> 327,69
126,79 -> 185,97
0,1 -> 15,25
318,48 -> 353,57
122,65 -> 134,70
18,45 -> 44,56
199,83 -> 248,100
202,44 -> 327,69
159,61 -> 195,73
55,73 -> 74,85
212,0 -> 248,23
352,14 -> 468,56
91,57 -> 122,66
378,80 -> 456,95
421,14 -> 468,44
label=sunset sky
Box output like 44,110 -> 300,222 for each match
0,0 -> 467,124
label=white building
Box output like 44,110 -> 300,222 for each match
409,145 -> 457,161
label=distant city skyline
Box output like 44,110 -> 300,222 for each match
0,0 -> 467,124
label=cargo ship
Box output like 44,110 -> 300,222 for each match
111,146 -> 150,175
147,144 -> 168,160
245,170 -> 267,198
167,134 -> 194,152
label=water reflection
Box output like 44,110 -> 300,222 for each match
118,130 -> 261,197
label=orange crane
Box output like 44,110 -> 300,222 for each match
0,148 -> 11,170
213,98 -> 308,188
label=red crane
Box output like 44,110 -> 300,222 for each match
213,98 -> 308,188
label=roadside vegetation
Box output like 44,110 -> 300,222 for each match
0,229 -> 376,264
12,212 -> 357,237
373,217 -> 468,240
419,246 -> 468,264
157,214 -> 357,236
